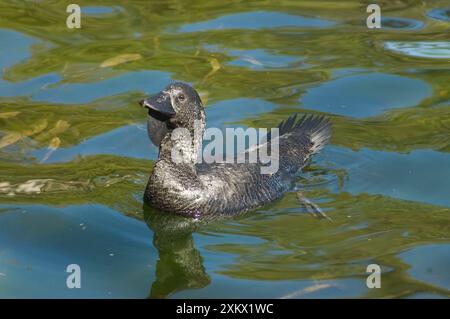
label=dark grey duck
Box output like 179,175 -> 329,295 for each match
140,82 -> 331,219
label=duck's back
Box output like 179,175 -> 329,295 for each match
194,114 -> 332,215
196,162 -> 288,215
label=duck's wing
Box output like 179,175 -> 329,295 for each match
197,114 -> 331,177
244,113 -> 332,175
192,114 -> 332,215
196,161 -> 288,215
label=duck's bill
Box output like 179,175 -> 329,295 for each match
140,91 -> 176,116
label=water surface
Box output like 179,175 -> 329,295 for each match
0,0 -> 449,298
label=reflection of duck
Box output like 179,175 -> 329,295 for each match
140,82 -> 331,218
143,205 -> 210,298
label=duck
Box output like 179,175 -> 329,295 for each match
140,82 -> 331,219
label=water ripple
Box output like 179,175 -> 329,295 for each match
179,11 -> 335,32
427,7 -> 450,22
82,6 -> 120,16
384,41 -> 450,59
382,17 -> 424,30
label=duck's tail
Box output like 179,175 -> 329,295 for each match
274,113 -> 332,172
279,113 -> 332,152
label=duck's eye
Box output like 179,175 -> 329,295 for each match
178,94 -> 185,101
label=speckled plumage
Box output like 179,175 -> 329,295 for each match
141,82 -> 331,218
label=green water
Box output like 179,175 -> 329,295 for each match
0,0 -> 449,298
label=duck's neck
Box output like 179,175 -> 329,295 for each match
158,115 -> 205,166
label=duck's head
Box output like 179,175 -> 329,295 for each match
140,82 -> 205,146
140,82 -> 205,163
140,82 -> 204,129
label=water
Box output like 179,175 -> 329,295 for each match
0,0 -> 449,299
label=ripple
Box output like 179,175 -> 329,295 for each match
0,204 -> 154,298
204,45 -> 303,70
207,98 -> 277,126
427,7 -> 450,22
1,70 -> 171,103
323,147 -> 450,207
0,29 -> 35,70
32,124 -> 156,163
179,11 -> 335,32
301,73 -> 432,117
227,49 -> 302,70
32,70 -> 171,104
82,6 -> 118,15
384,41 -> 450,59
0,179 -> 90,195
0,73 -> 61,99
399,244 -> 450,291
381,17 -> 424,30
